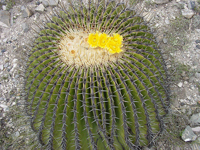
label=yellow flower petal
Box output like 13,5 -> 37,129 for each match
113,33 -> 123,46
98,33 -> 109,48
106,36 -> 123,54
87,32 -> 99,48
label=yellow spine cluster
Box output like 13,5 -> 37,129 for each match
87,31 -> 123,54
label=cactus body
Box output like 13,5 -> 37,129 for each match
25,0 -> 170,149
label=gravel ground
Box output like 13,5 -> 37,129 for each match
0,0 -> 200,149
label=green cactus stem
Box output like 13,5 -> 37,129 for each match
25,0 -> 170,149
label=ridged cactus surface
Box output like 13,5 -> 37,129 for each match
25,0 -> 170,149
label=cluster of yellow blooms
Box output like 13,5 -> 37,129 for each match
87,31 -> 123,54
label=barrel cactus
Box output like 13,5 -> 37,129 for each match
25,0 -> 170,149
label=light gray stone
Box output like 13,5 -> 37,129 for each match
163,38 -> 168,44
42,0 -> 49,7
181,126 -> 197,142
4,63 -> 9,68
48,0 -> 58,6
188,1 -> 196,10
0,0 -> 6,4
191,126 -> 200,133
190,113 -> 200,126
35,4 -> 45,12
0,10 -> 10,26
21,6 -> 25,11
178,82 -> 183,87
22,23 -> 29,32
195,72 -> 200,78
2,5 -> 6,10
154,0 -> 169,4
0,104 -> 9,111
22,8 -> 33,18
0,64 -> 3,70
14,131 -> 20,137
181,9 -> 195,19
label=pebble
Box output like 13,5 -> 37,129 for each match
1,49 -> 6,53
181,126 -> 197,142
195,72 -> 200,78
190,113 -> 200,126
178,82 -> 183,87
191,127 -> 200,133
181,9 -> 195,19
42,0 -> 49,7
154,0 -> 169,4
196,45 -> 200,49
195,40 -> 200,43
4,63 -> 9,68
21,6 -> 25,11
36,1 -> 41,5
163,38 -> 168,44
0,104 -> 9,111
22,8 -> 33,18
14,131 -> 20,137
35,4 -> 45,12
2,5 -> 6,10
188,1 -> 196,10
0,10 -> 10,26
48,0 -> 58,6
0,64 -> 3,70
165,18 -> 170,24
0,0 -> 6,4
22,23 -> 29,32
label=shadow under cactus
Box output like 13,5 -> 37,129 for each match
24,0 -> 170,149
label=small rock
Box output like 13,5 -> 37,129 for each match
165,18 -> 170,24
181,9 -> 195,19
178,82 -> 183,87
191,126 -> 200,133
195,40 -> 200,43
154,0 -> 169,4
193,60 -> 199,66
163,38 -> 168,44
22,23 -> 29,32
190,113 -> 200,126
188,1 -> 196,10
197,66 -> 200,73
195,72 -> 200,78
3,38 -> 7,43
0,0 -> 6,4
42,0 -> 49,7
48,0 -> 58,6
181,126 -> 197,142
21,6 -> 25,11
1,49 -> 6,53
22,7 -> 33,18
35,4 -> 45,12
14,131 -> 20,137
0,64 -> 3,70
2,5 -> 6,10
4,63 -> 9,68
36,1 -> 41,5
0,104 -> 9,111
196,45 -> 200,49
0,10 -> 10,26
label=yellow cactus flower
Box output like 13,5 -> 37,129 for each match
98,33 -> 109,48
106,37 -> 123,54
113,33 -> 123,46
87,32 -> 99,48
